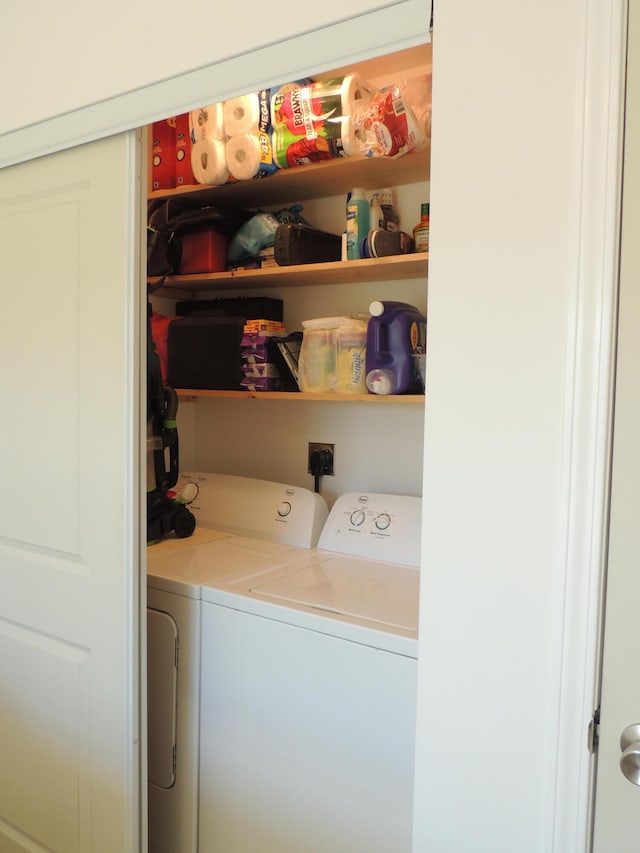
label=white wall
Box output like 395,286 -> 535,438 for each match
0,1 -> 624,851
0,0 -> 398,135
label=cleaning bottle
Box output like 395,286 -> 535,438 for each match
346,188 -> 369,260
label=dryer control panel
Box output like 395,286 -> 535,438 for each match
169,472 -> 328,549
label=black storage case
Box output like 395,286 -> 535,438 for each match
167,316 -> 245,390
274,223 -> 342,266
175,296 -> 283,321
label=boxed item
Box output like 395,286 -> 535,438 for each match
175,112 -> 195,187
167,316 -> 244,390
241,376 -> 283,391
242,363 -> 281,378
175,297 -> 283,322
178,227 -> 229,274
151,119 -> 176,190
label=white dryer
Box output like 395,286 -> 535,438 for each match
146,472 -> 328,853
198,491 -> 422,853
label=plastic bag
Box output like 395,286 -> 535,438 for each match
351,74 -> 432,159
228,204 -> 309,260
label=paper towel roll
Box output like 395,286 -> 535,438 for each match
223,94 -> 261,137
226,132 -> 278,180
189,103 -> 225,143
342,75 -> 371,114
340,116 -> 360,158
191,138 -> 229,185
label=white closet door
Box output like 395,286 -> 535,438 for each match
0,132 -> 142,853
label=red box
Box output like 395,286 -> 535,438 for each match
175,113 -> 195,186
151,119 -> 176,190
178,228 -> 229,274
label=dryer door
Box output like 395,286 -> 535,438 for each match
148,608 -> 178,789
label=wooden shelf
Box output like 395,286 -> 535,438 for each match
177,389 -> 425,403
150,252 -> 428,295
148,148 -> 429,210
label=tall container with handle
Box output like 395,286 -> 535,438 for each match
365,300 -> 427,395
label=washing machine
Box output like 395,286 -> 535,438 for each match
146,472 -> 328,853
197,491 -> 422,853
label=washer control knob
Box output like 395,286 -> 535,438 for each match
277,501 -> 292,518
350,509 -> 366,526
375,512 -> 391,531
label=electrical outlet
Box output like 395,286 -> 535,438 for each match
308,442 -> 335,476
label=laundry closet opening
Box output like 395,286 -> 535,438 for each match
144,40 -> 431,853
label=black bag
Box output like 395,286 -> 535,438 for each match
147,198 -> 252,283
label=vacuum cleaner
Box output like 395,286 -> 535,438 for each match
147,301 -> 196,543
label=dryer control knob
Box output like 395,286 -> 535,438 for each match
350,509 -> 366,526
181,482 -> 199,504
277,501 -> 292,517
375,512 -> 391,530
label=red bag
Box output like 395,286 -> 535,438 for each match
150,311 -> 177,384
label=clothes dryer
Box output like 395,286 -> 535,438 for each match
146,472 -> 327,853
198,491 -> 422,853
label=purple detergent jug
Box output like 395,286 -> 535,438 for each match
365,300 -> 427,395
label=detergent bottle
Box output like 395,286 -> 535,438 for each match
365,300 -> 427,395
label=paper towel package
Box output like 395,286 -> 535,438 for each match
224,89 -> 278,181
189,103 -> 226,143
191,137 -> 230,185
270,75 -> 371,168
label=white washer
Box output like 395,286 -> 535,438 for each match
146,472 -> 328,853
198,491 -> 422,853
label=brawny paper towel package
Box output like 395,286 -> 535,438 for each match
270,75 -> 371,169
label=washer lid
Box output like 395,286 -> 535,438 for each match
249,555 -> 420,632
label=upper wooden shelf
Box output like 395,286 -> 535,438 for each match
149,252 -> 428,295
148,148 -> 429,210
